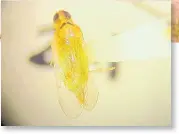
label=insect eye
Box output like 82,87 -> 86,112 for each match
53,13 -> 59,22
63,11 -> 71,19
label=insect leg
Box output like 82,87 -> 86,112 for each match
89,67 -> 115,73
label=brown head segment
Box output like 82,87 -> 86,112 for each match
63,10 -> 71,19
53,12 -> 59,22
53,10 -> 72,22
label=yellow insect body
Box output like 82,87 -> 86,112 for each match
51,10 -> 99,117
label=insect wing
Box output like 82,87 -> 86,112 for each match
53,64 -> 83,118
83,70 -> 99,111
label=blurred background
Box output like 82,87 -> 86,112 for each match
1,0 -> 171,126
172,0 -> 179,42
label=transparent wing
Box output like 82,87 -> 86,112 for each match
53,64 -> 83,118
76,40 -> 99,111
83,63 -> 116,110
83,72 -> 99,111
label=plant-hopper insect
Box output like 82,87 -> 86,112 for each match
50,10 -> 115,118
